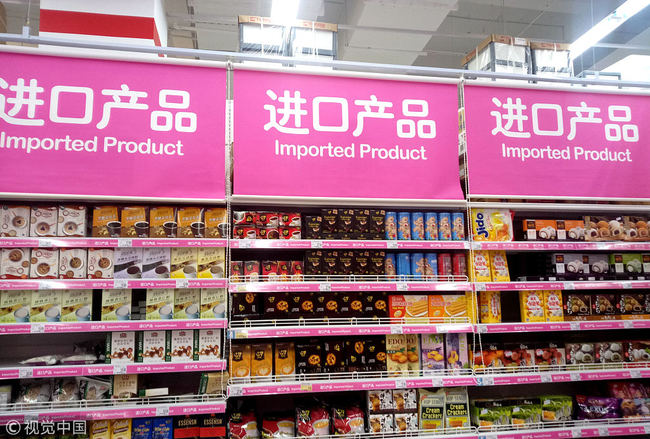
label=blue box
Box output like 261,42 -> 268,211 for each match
152,418 -> 173,439
452,212 -> 466,241
426,254 -> 438,278
411,253 -> 426,279
385,253 -> 396,279
133,419 -> 153,439
397,253 -> 411,278
397,212 -> 412,240
438,212 -> 451,240
385,211 -> 397,240
425,212 -> 438,240
411,212 -> 424,240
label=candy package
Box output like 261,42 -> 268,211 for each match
575,395 -> 619,420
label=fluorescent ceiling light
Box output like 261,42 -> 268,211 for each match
271,0 -> 300,26
569,0 -> 650,60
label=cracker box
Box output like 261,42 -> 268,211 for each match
170,248 -> 198,278
105,331 -> 135,364
394,412 -> 418,432
444,294 -> 468,321
0,205 -> 30,237
195,329 -> 221,362
61,289 -> 92,322
405,334 -> 420,375
142,248 -> 171,279
421,334 -> 445,374
30,290 -> 62,322
113,248 -> 143,279
445,333 -> 470,371
543,290 -> 563,322
230,344 -> 251,381
523,219 -> 557,240
0,248 -> 30,279
368,414 -> 394,433
166,330 -> 195,362
0,290 -> 32,323
427,295 -> 445,321
198,247 -> 225,278
177,207 -> 204,238
418,389 -> 445,430
389,295 -> 428,323
445,387 -> 470,428
146,288 -> 175,320
489,250 -> 510,282
120,206 -> 149,238
469,250 -> 491,282
59,248 -> 87,279
90,420 -> 110,439
471,209 -> 513,241
136,330 -> 167,363
149,207 -> 176,238
92,206 -> 120,237
87,248 -> 114,279
102,289 -> 132,321
110,419 -> 132,439
174,288 -> 201,319
274,341 -> 295,381
479,290 -> 502,323
556,219 -> 585,241
386,334 -> 408,376
519,291 -> 545,322
29,248 -> 58,279
250,343 -> 273,382
30,206 -> 58,237
367,389 -> 394,413
57,205 -> 87,237
200,288 -> 226,319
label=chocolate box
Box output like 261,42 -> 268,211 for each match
263,292 -> 290,319
296,340 -> 323,374
369,210 -> 386,239
321,209 -> 338,237
353,209 -> 370,239
304,216 -> 323,239
338,251 -> 354,276
337,209 -> 354,239
322,251 -> 339,276
231,292 -> 260,321
354,251 -> 371,276
323,339 -> 346,373
305,251 -> 323,276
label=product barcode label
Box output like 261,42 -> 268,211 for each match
622,281 -> 632,289
571,430 -> 581,438
564,282 -> 575,290
156,406 -> 170,416
31,323 -> 45,334
229,387 -> 243,397
319,283 -> 331,292
475,283 -> 486,291
390,326 -> 403,334
113,365 -> 127,375
630,370 -> 642,379
176,279 -> 190,288
238,240 -> 251,249
396,282 -> 408,291
431,377 -> 443,387
541,374 -> 552,383
570,372 -> 581,381
311,240 -> 323,249
387,241 -> 398,249
570,322 -> 580,331
300,383 -> 313,392
19,368 -> 33,378
24,413 -> 38,423
394,379 -> 406,389
118,239 -> 132,248
38,238 -> 54,247
114,279 -> 128,289
623,321 -> 633,329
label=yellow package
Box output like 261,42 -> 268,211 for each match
479,291 -> 502,323
543,290 -> 564,322
471,209 -> 513,241
405,334 -> 420,375
469,251 -> 491,282
90,420 -> 110,439
386,334 -> 408,376
465,291 -> 478,324
489,251 -> 510,282
110,419 -> 131,439
444,295 -> 467,322
418,389 -> 445,430
519,291 -> 546,322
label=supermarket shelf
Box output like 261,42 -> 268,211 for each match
0,395 -> 226,424
468,201 -> 650,213
0,360 -> 226,381
477,319 -> 650,334
231,239 -> 469,250
0,319 -> 228,336
478,418 -> 650,438
476,280 -> 650,291
229,317 -> 473,339
228,370 -> 477,397
0,278 -> 228,290
230,194 -> 468,208
471,241 -> 650,251
0,237 -> 227,248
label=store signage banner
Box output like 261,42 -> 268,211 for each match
0,51 -> 226,200
464,84 -> 650,199
233,69 -> 463,200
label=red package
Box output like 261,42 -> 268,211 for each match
233,212 -> 256,225
261,416 -> 295,439
438,253 -> 452,276
332,407 -> 364,435
259,227 -> 280,239
280,213 -> 301,228
244,261 -> 261,281
453,253 -> 467,276
277,261 -> 291,281
256,212 -> 279,228
296,407 -> 329,437
231,261 -> 244,282
234,226 -> 257,240
291,261 -> 304,281
280,227 -> 301,240
229,411 -> 258,439
262,261 -> 279,281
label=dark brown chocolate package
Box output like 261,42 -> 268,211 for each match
339,251 -> 354,276
369,210 -> 386,239
321,209 -> 338,235
304,216 -> 323,239
370,251 -> 386,276
354,251 -> 371,275
337,209 -> 355,239
324,340 -> 346,373
231,292 -> 260,320
323,251 -> 339,275
263,292 -> 289,319
305,251 -> 323,276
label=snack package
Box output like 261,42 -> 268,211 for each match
489,251 -> 510,281
393,388 -> 417,412
368,414 -> 393,433
420,334 -> 445,374
445,333 -> 470,371
229,411 -> 259,439
296,340 -> 323,375
111,419 -> 132,439
230,344 -> 252,382
510,398 -> 542,427
575,395 -> 620,420
78,377 -> 111,401
618,293 -> 648,316
296,406 -> 330,437
261,416 -> 294,438
16,380 -> 51,404
91,420 -> 111,439
1,205 -> 30,237
405,334 -> 420,375
522,219 -> 557,240
445,387 -> 470,428
587,254 -> 610,278
471,209 -> 513,241
479,290 -> 501,323
367,389 -> 394,413
556,220 -> 585,241
418,389 -> 445,430
389,295 -> 428,323
610,253 -> 643,276
595,341 -> 625,364
469,250 -> 491,282
472,344 -> 504,370
1,248 -> 30,279
563,294 -> 591,321
623,216 -> 650,241
543,290 -> 563,322
503,344 -> 534,369
471,400 -> 511,429
92,206 -> 120,237
541,395 -> 573,422
565,342 -> 595,365
152,417 -> 174,439
444,294 -> 468,322
394,412 -> 418,432
584,216 -> 625,241
534,343 -> 565,369
331,407 -> 364,435
0,289 -> 32,323
386,334 -> 408,376
250,343 -> 273,382
519,291 -> 545,322
625,340 -> 650,363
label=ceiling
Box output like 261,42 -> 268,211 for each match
3,0 -> 650,74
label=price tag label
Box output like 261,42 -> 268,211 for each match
396,282 -> 408,291
431,377 -> 443,387
570,372 -> 581,381
564,282 -> 575,290
31,323 -> 45,334
319,283 -> 331,292
237,284 -> 247,292
475,283 -> 486,291
114,279 -> 128,289
622,281 -> 632,289
229,387 -> 243,397
630,370 -> 642,379
645,425 -> 650,434
176,279 -> 190,288
387,241 -> 398,249
38,238 -> 54,247
390,326 -> 403,334
118,239 -> 132,248
234,331 -> 248,339
113,365 -> 127,375
477,325 -> 487,333
572,430 -> 582,438
623,321 -> 633,329
156,406 -> 170,416
300,383 -> 313,392
311,240 -> 323,249
238,240 -> 251,249
541,374 -> 552,383
19,368 -> 33,378
598,426 -> 608,436
24,413 -> 38,423
570,322 -> 580,331
394,379 -> 406,389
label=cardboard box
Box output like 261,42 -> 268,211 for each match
120,206 -> 148,238
110,419 -> 132,439
421,334 -> 445,373
166,330 -> 195,362
520,291 -> 545,322
584,216 -> 625,241
418,389 -> 445,430
250,342 -> 273,382
444,295 -> 468,321
30,290 -> 61,322
556,220 -> 585,241
406,334 -> 420,375
0,248 -> 30,279
393,388 -> 417,412
92,206 -> 120,237
470,209 -> 513,241
204,208 -> 228,238
87,248 -> 114,279
105,331 -> 135,363
200,288 -> 226,319
199,414 -> 226,439
102,289 -> 132,321
523,219 -> 557,240
146,289 -> 175,320
445,387 -> 470,428
386,334 -> 408,376
142,248 -> 171,279
29,248 -> 58,279
394,412 -> 418,432
0,205 -> 30,237
30,206 -> 58,237
174,288 -> 200,319
489,250 -> 510,282
463,34 -> 530,75
543,290 -> 563,322
196,329 -> 221,361
367,389 -> 394,413
61,289 -> 92,322
296,340 -> 324,374
610,253 -> 643,276
275,341 -> 295,381
59,248 -> 87,279
368,414 -> 393,433
177,207 -> 204,238
564,294 -> 591,321
445,333 -> 470,371
198,248 -> 225,278
170,248 -> 198,278
57,205 -> 87,237
324,339 -> 345,373
113,248 -> 143,279
149,207 -> 176,238
111,373 -> 138,398
469,250 -> 491,282
136,330 -> 167,363
0,290 -> 32,323
90,420 -> 110,439
389,295 -> 428,323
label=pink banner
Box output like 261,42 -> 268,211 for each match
0,50 -> 225,200
233,69 -> 463,200
465,84 -> 650,199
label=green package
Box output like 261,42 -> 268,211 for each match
541,395 -> 573,422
